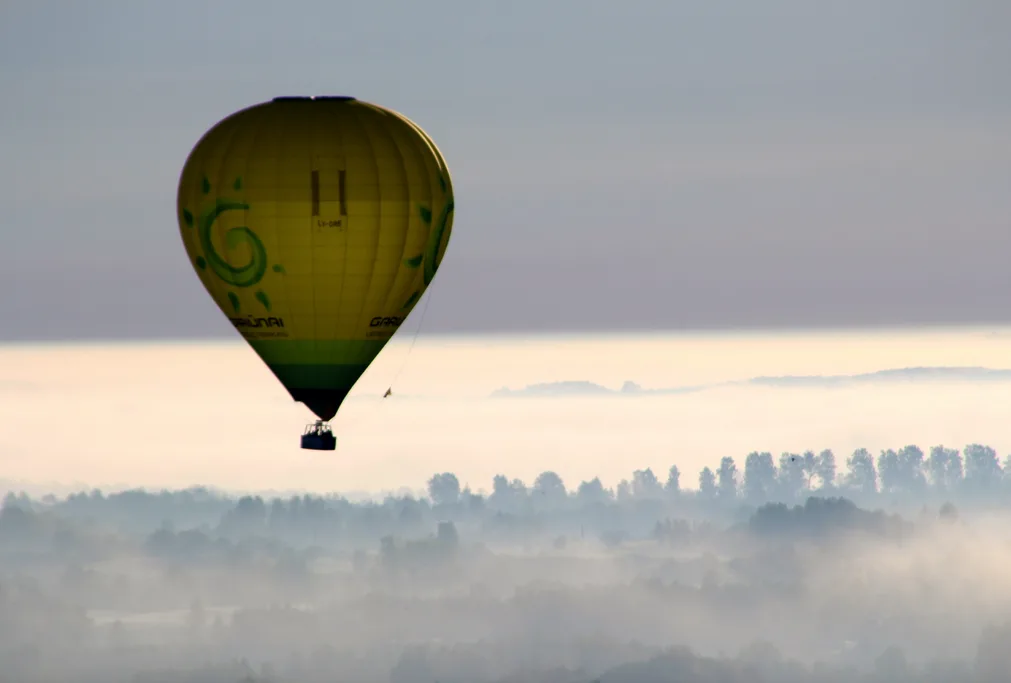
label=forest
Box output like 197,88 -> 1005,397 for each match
2,442 -> 1011,682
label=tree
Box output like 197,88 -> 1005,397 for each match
717,456 -> 738,499
489,475 -> 529,512
928,446 -> 962,492
268,498 -> 287,532
631,468 -> 663,499
615,479 -> 632,502
460,487 -> 485,513
845,448 -> 877,495
927,446 -> 946,489
492,474 -> 509,498
576,478 -> 611,505
964,444 -> 1002,493
877,449 -> 901,494
777,453 -> 806,500
219,495 -> 267,536
533,471 -> 567,503
948,449 -> 966,487
427,473 -> 461,506
897,444 -> 927,493
698,467 -> 717,500
801,450 -> 818,489
743,451 -> 776,502
665,465 -> 681,496
815,449 -> 836,490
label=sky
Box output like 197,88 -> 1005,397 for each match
1,0 -> 1010,341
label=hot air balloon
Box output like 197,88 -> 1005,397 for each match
176,96 -> 454,450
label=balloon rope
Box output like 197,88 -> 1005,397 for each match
387,277 -> 437,394
344,279 -> 438,431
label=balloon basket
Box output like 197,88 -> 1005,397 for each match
301,420 -> 336,451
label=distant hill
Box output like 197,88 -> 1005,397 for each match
490,379 -> 709,397
490,380 -> 614,397
749,366 -> 1011,386
491,366 -> 1011,397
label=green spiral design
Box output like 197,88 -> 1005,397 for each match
197,198 -> 268,288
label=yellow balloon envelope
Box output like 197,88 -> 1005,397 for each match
176,96 -> 454,423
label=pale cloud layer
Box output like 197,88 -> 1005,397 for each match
4,328 -> 1011,496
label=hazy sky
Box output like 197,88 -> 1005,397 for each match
2,0 -> 1009,340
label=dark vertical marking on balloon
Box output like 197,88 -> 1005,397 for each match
311,170 -> 320,217
401,290 -> 420,309
338,169 -> 347,216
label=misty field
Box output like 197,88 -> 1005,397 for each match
3,449 -> 1011,683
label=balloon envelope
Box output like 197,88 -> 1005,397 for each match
176,96 -> 454,420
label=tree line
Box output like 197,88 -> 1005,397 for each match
0,442 -> 1005,552
427,442 -> 1011,511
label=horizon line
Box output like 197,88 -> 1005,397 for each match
5,321 -> 1011,348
